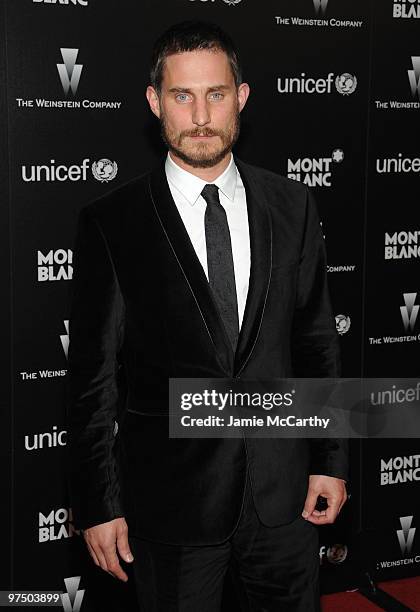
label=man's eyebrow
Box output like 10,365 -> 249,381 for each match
168,85 -> 231,93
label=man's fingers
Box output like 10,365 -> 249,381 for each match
324,500 -> 340,523
311,509 -> 326,517
83,518 -> 131,581
92,546 -> 110,573
104,547 -> 128,582
103,547 -> 128,582
86,541 -> 100,567
338,490 -> 348,514
116,529 -> 134,563
301,489 -> 319,519
305,497 -> 341,525
84,533 -> 110,573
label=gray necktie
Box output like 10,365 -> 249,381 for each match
201,184 -> 239,351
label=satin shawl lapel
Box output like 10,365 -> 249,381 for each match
148,160 -> 234,374
147,157 -> 272,377
233,158 -> 272,377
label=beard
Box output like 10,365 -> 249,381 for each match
159,106 -> 241,169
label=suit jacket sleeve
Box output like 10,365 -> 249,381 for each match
291,187 -> 349,482
66,205 -> 125,530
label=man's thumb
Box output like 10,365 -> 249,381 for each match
117,530 -> 134,563
302,489 -> 318,519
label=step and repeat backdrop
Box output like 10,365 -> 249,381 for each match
2,0 -> 419,610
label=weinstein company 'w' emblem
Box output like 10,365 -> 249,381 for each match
57,48 -> 83,96
313,0 -> 328,15
400,293 -> 419,332
60,320 -> 69,358
408,57 -> 420,99
222,0 -> 242,5
61,576 -> 85,612
397,516 -> 416,556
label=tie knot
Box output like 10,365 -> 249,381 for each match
201,184 -> 220,206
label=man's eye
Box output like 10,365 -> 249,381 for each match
176,94 -> 189,102
210,92 -> 223,100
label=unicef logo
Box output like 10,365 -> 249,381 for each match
335,314 -> 351,336
91,159 -> 118,183
327,543 -> 348,564
335,73 -> 358,95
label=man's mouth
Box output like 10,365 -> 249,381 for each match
189,134 -> 215,138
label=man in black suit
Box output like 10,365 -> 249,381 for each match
67,20 -> 348,611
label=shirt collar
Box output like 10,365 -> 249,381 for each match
165,151 -> 237,206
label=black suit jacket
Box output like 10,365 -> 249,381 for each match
66,156 -> 348,545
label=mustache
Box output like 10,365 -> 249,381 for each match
181,128 -> 222,138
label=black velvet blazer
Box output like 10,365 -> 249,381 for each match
66,156 -> 348,544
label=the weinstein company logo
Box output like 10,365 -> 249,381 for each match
16,49 -> 121,110
61,320 -> 69,357
408,57 -> 420,99
61,576 -> 85,612
57,48 -> 83,96
369,292 -> 420,345
313,0 -> 328,15
400,293 -> 419,331
275,0 -> 362,28
375,57 -> 420,109
397,516 -> 416,555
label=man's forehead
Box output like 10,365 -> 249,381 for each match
162,49 -> 232,84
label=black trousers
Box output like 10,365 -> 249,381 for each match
129,472 -> 320,612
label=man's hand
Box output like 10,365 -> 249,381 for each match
301,475 -> 347,525
83,517 -> 134,582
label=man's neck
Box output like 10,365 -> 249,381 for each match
168,151 -> 231,182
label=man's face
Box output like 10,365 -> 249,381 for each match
146,49 -> 249,168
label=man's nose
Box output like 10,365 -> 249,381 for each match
192,97 -> 211,126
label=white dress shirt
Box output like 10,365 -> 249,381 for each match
165,152 -> 250,329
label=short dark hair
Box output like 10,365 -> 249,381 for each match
150,20 -> 242,95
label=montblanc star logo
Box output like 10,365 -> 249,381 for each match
332,149 -> 344,163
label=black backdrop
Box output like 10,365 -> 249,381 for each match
1,1 -> 420,609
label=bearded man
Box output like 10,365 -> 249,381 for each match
67,20 -> 348,612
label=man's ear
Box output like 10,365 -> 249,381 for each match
146,85 -> 161,118
237,82 -> 250,113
